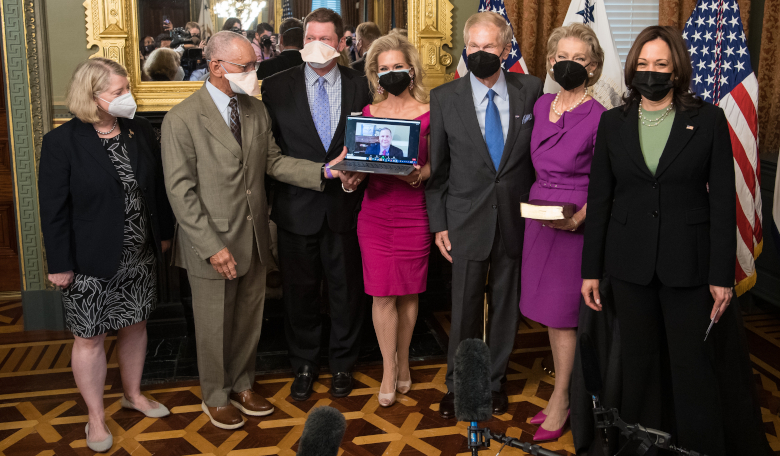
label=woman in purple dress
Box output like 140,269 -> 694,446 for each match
518,24 -> 606,441
357,34 -> 432,407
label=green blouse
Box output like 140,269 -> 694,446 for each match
638,106 -> 675,175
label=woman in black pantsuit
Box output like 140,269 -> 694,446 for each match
581,26 -> 771,455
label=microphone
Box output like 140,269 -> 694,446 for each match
453,338 -> 492,456
297,406 -> 347,456
579,333 -> 609,444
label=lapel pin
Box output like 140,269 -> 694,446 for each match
686,125 -> 694,130
128,129 -> 134,138
515,115 -> 520,118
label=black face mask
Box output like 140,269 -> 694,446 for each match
378,70 -> 412,96
467,51 -> 502,79
345,36 -> 353,47
553,60 -> 589,91
143,44 -> 156,55
632,71 -> 674,102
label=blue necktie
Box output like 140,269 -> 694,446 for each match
485,89 -> 504,171
312,76 -> 331,150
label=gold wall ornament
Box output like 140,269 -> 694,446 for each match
84,0 -> 456,111
408,0 -> 454,90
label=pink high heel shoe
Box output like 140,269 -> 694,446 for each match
378,382 -> 396,407
529,410 -> 547,425
533,410 -> 570,442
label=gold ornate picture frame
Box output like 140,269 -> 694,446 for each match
84,0 -> 454,112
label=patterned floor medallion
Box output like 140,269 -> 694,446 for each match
0,303 -> 778,455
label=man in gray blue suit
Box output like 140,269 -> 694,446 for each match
425,11 -> 543,419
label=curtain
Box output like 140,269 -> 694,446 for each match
292,0 -> 312,21
341,0 -> 359,27
758,0 -> 780,154
659,0 -> 751,36
505,0 -> 569,79
394,0 -> 407,30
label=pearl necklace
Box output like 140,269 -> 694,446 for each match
551,90 -> 588,117
94,118 -> 118,136
638,100 -> 674,127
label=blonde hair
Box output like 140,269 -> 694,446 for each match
365,34 -> 428,104
546,23 -> 605,88
463,12 -> 513,47
65,58 -> 128,124
143,47 -> 181,81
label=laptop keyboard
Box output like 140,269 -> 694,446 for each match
341,161 -> 411,172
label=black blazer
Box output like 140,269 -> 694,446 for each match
257,49 -> 303,80
425,72 -> 543,261
365,143 -> 404,159
261,63 -> 372,235
39,117 -> 175,278
581,101 -> 736,288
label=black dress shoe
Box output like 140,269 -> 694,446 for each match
439,391 -> 455,419
330,372 -> 353,397
491,390 -> 508,415
291,366 -> 318,401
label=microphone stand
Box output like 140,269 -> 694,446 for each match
465,426 -> 561,456
593,407 -> 707,456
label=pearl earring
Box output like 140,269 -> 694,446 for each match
589,72 -> 594,77
377,85 -> 384,95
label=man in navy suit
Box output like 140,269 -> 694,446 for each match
364,128 -> 404,158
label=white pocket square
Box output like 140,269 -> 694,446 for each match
350,112 -> 363,116
522,113 -> 533,124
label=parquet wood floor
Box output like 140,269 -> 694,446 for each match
0,311 -> 777,455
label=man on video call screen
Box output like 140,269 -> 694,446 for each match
365,128 -> 404,159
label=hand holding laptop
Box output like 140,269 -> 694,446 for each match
325,147 -> 365,190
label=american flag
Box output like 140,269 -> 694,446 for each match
454,0 -> 528,78
683,0 -> 762,295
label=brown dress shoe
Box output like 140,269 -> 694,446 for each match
201,402 -> 245,430
229,389 -> 275,417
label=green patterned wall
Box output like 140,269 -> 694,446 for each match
2,0 -> 47,291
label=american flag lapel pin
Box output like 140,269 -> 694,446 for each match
686,125 -> 694,130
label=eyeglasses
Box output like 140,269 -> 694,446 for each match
213,59 -> 257,72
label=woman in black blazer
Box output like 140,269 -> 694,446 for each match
581,27 -> 770,455
39,58 -> 174,452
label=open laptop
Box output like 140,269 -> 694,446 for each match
330,116 -> 422,176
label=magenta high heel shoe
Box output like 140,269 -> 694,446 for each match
533,410 -> 570,442
529,410 -> 547,425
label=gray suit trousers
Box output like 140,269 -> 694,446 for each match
188,235 -> 267,406
446,226 -> 521,392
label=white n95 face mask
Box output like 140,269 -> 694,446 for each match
98,92 -> 137,119
301,40 -> 341,68
221,65 -> 261,96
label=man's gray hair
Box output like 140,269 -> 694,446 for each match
204,30 -> 250,61
379,127 -> 392,135
463,12 -> 514,47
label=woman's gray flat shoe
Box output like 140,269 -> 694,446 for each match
85,422 -> 112,453
121,395 -> 171,418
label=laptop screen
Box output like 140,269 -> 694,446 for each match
345,116 -> 422,165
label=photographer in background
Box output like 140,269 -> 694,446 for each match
257,18 -> 304,80
156,33 -> 173,48
351,22 -> 381,73
174,22 -> 202,55
252,22 -> 277,61
344,25 -> 356,61
222,17 -> 243,35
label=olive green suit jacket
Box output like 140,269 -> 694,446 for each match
161,83 -> 323,280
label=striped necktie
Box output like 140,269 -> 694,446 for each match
229,97 -> 242,147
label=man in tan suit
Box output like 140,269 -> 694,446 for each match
161,31 -> 351,430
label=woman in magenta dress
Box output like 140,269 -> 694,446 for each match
357,34 -> 431,407
518,24 -> 606,441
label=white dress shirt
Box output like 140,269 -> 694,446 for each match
470,71 -> 510,143
205,79 -> 237,127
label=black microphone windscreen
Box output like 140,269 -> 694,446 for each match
297,406 -> 346,456
579,333 -> 603,395
454,338 -> 492,422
